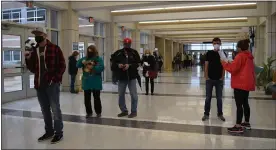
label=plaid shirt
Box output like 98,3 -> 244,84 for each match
25,40 -> 66,89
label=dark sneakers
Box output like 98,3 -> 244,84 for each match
218,115 -> 226,121
38,133 -> 54,142
228,125 -> 244,133
241,122 -> 251,130
202,115 -> 209,121
202,115 -> 225,121
117,112 -> 129,117
128,113 -> 137,118
51,135 -> 63,144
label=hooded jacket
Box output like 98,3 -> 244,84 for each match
222,51 -> 255,91
68,55 -> 78,75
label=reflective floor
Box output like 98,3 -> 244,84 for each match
2,67 -> 276,149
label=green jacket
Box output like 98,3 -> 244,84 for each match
77,56 -> 104,91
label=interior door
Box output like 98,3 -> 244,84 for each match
1,25 -> 36,103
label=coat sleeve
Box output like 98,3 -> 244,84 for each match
25,51 -> 37,73
94,57 -> 104,73
76,57 -> 84,68
222,54 -> 242,75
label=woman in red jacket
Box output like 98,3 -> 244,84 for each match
221,39 -> 255,133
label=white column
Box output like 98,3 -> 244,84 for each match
104,22 -> 116,82
59,4 -> 79,92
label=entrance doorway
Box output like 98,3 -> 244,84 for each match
1,24 -> 37,103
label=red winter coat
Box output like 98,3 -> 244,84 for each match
222,51 -> 255,91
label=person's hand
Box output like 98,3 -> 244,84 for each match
123,64 -> 129,71
91,61 -> 95,66
220,77 -> 225,80
118,64 -> 124,68
82,60 -> 87,65
24,51 -> 32,59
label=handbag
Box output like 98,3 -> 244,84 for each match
148,71 -> 157,79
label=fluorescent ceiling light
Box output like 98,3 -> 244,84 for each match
79,24 -> 94,27
139,17 -> 247,24
111,3 -> 256,13
164,3 -> 256,9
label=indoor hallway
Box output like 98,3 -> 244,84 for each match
2,68 -> 276,149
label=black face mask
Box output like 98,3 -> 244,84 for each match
87,52 -> 95,58
35,36 -> 44,43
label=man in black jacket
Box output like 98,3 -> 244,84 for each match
111,38 -> 141,118
68,51 -> 79,93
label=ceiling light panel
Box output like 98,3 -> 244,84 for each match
139,17 -> 247,25
111,3 -> 256,16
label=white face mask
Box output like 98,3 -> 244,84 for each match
146,54 -> 149,56
213,44 -> 220,51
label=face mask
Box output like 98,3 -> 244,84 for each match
146,54 -> 149,56
35,36 -> 44,43
213,44 -> 220,51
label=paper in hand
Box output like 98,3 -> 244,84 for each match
218,51 -> 228,62
144,62 -> 150,66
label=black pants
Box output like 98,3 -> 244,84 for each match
84,90 -> 102,115
234,89 -> 250,124
145,77 -> 154,94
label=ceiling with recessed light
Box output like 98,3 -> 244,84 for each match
54,1 -> 269,43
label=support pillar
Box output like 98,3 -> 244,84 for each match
59,4 -> 79,92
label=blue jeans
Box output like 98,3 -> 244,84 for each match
118,79 -> 138,113
204,79 -> 223,116
37,83 -> 63,136
70,75 -> 76,91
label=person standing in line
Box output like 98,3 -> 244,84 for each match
221,39 -> 255,133
141,50 -> 156,95
68,50 -> 79,93
202,37 -> 226,122
153,50 -> 163,73
111,38 -> 141,118
24,27 -> 66,144
77,45 -> 104,118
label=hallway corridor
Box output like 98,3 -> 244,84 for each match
2,68 -> 276,149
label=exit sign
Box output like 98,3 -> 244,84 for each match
88,17 -> 94,23
26,1 -> 34,8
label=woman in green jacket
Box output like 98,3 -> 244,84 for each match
77,45 -> 104,118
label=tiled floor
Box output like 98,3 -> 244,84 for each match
2,68 -> 276,149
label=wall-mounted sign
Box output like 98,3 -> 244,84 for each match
26,1 -> 34,8
72,42 -> 79,51
88,17 -> 94,23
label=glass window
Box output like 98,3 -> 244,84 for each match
37,9 -> 46,21
12,12 -> 20,23
51,31 -> 58,45
13,51 -> 21,61
50,10 -> 58,29
2,35 -> 21,48
4,76 -> 23,92
78,42 -> 85,58
2,13 -> 10,21
27,11 -> 35,22
3,51 -> 11,61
